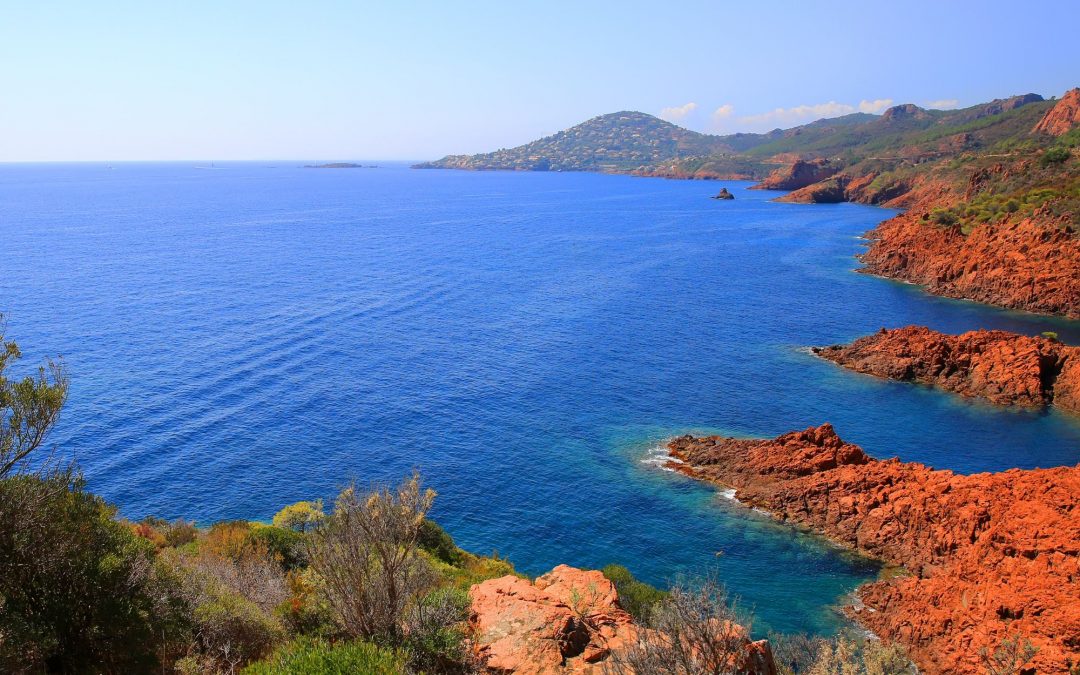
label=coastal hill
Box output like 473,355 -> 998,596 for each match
415,94 -> 1053,178
417,89 -> 1080,319
414,110 -> 778,176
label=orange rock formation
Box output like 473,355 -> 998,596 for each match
813,326 -> 1080,413
859,212 -> 1080,319
468,565 -> 776,674
1033,88 -> 1080,136
751,159 -> 838,191
668,425 -> 1080,674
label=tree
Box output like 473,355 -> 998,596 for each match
0,470 -> 182,671
306,473 -> 436,641
272,500 -> 326,533
0,320 -> 68,477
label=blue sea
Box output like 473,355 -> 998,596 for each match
3,162 -> 1079,637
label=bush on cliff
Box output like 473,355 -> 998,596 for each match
306,473 -> 437,643
769,633 -> 911,674
240,637 -> 406,675
1040,145 -> 1071,166
271,499 -> 326,533
604,575 -> 756,674
0,469 -> 184,672
601,563 -> 668,623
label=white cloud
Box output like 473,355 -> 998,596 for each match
858,98 -> 894,113
737,98 -> 896,128
659,102 -> 697,122
739,101 -> 856,126
925,99 -> 960,109
712,104 -> 735,120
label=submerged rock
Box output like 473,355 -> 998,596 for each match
668,425 -> 1080,674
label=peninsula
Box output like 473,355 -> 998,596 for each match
418,89 -> 1080,319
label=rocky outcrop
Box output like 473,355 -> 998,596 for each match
972,93 -> 1044,118
668,425 -> 1080,674
750,159 -> 837,191
812,326 -> 1080,413
1033,88 -> 1080,136
712,188 -> 735,200
776,175 -> 850,203
880,104 -> 931,124
469,565 -> 776,674
859,211 -> 1080,319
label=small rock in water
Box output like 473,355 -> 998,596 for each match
712,187 -> 735,200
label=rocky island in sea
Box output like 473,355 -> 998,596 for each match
304,162 -> 375,168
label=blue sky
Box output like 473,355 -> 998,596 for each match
2,1 -> 1078,161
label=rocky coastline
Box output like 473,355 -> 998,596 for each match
667,424 -> 1080,674
812,326 -> 1080,413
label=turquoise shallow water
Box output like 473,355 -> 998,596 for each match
2,162 -> 1079,636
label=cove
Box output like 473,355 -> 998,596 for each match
2,162 -> 1078,636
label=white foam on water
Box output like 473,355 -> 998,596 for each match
640,441 -> 681,472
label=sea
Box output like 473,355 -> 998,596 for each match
3,161 -> 1078,636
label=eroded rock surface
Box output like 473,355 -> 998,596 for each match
469,565 -> 776,674
1034,88 -> 1080,136
812,326 -> 1080,413
859,212 -> 1080,319
751,159 -> 837,191
668,425 -> 1080,674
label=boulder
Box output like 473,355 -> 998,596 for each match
469,565 -> 777,674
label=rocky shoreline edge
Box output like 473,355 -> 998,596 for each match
666,425 -> 1080,673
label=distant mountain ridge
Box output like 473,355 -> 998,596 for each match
415,93 -> 1052,178
417,89 -> 1080,320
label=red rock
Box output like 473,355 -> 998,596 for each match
469,565 -> 776,674
1033,88 -> 1080,136
469,566 -> 641,674
668,425 -> 1080,674
751,159 -> 838,191
859,212 -> 1080,319
813,326 -> 1080,413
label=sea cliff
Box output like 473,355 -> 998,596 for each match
813,326 -> 1080,413
667,425 -> 1080,674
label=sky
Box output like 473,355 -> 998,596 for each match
2,1 -> 1078,162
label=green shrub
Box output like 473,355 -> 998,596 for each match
192,592 -> 284,670
250,524 -> 308,570
1042,331 -> 1060,342
404,586 -> 473,673
0,470 -> 182,672
418,518 -> 466,566
601,564 -> 668,623
271,500 -> 326,533
1040,145 -> 1070,166
931,208 -> 958,226
241,637 -> 406,675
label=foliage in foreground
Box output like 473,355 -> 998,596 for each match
240,637 -> 406,675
